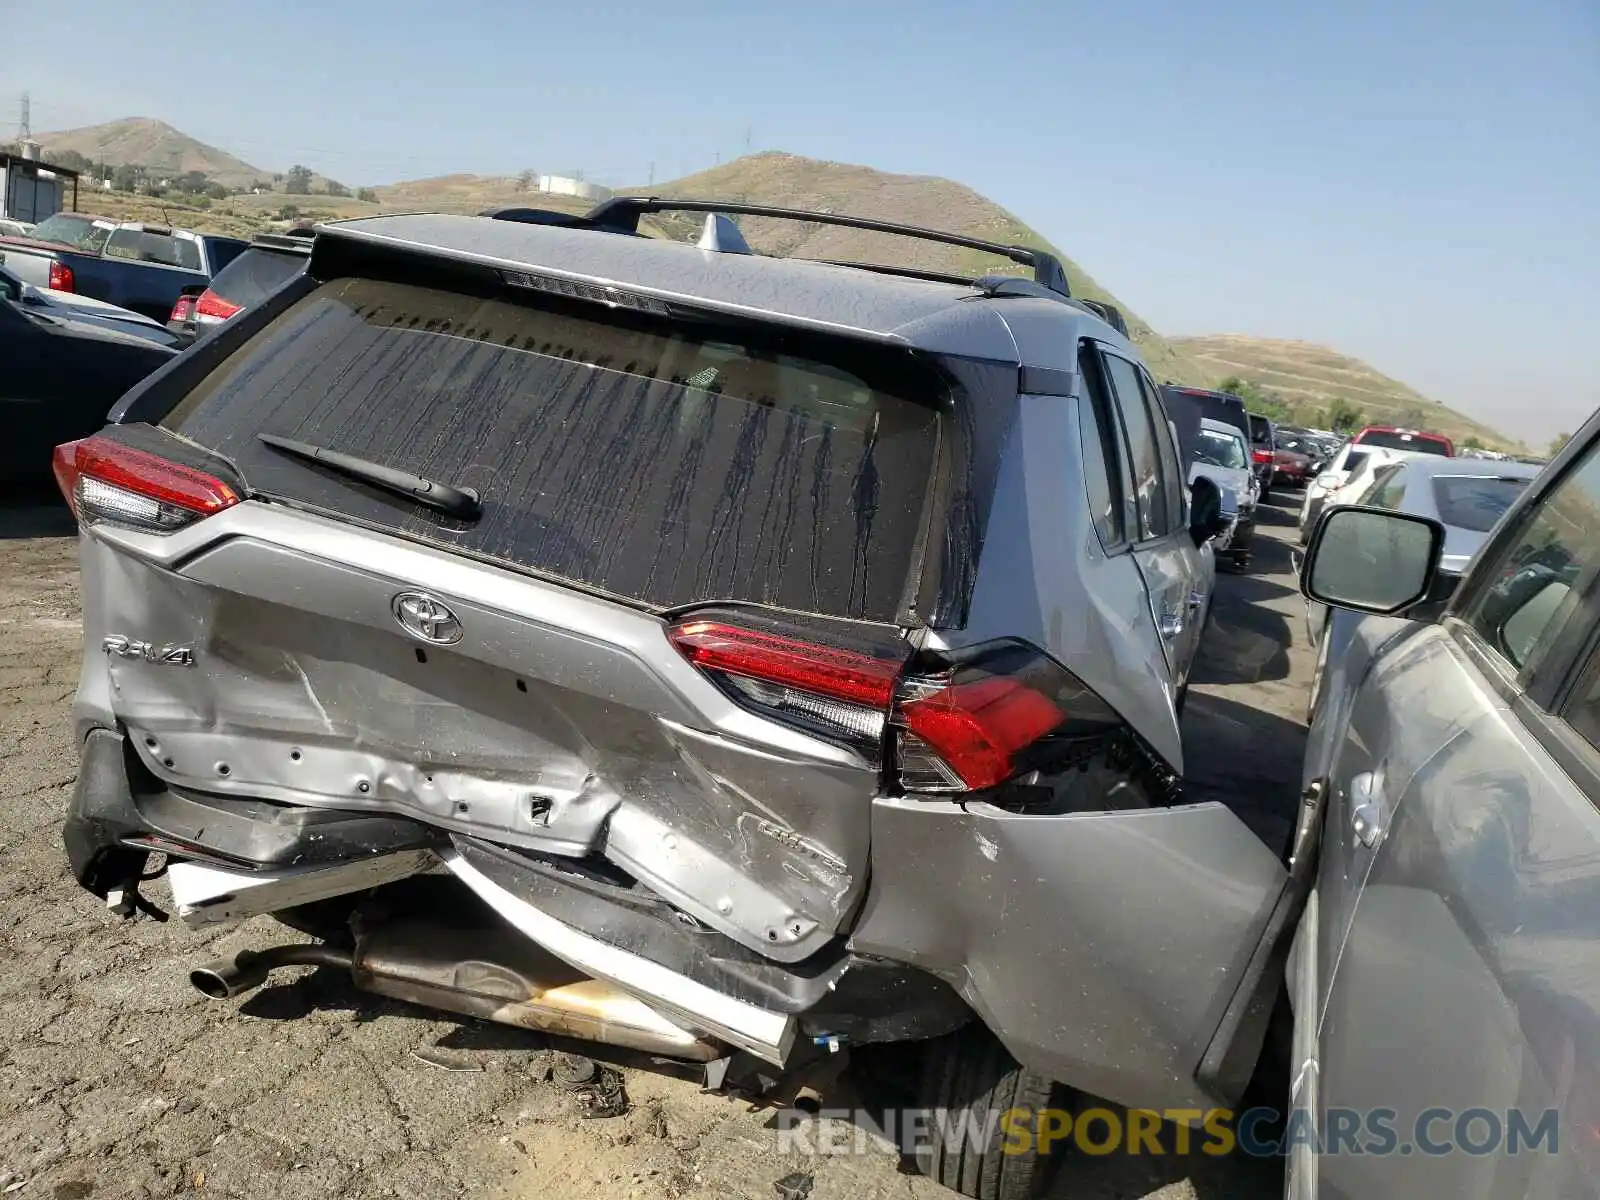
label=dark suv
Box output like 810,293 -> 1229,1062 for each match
166,230 -> 312,346
56,200 -> 1299,1200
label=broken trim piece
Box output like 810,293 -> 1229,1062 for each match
442,849 -> 795,1064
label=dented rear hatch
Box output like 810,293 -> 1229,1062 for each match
82,267 -> 961,962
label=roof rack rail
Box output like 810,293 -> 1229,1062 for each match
1073,298 -> 1129,337
580,196 -> 1072,298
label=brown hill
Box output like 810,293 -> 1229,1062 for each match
1170,334 -> 1513,447
31,118 -> 271,190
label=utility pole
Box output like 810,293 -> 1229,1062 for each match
18,91 -> 30,139
647,161 -> 655,186
744,126 -> 752,154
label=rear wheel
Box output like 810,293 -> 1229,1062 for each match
914,1026 -> 1058,1200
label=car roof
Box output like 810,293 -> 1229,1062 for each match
1388,455 -> 1542,482
314,212 -> 1132,368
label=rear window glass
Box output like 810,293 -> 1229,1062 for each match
23,213 -> 113,252
1432,475 -> 1529,533
1356,430 -> 1450,455
206,249 -> 306,310
105,229 -> 201,271
1196,429 -> 1247,470
165,277 -> 943,622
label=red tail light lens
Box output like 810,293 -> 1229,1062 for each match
53,435 -> 241,532
900,677 -> 1067,791
194,290 -> 242,321
668,620 -> 1125,794
47,261 -> 74,292
1251,448 -> 1274,465
169,295 -> 195,322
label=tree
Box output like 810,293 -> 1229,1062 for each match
1323,398 -> 1365,433
1549,432 -> 1571,457
356,187 -> 378,203
285,164 -> 313,195
515,169 -> 534,192
1463,436 -> 1485,451
277,204 -> 301,221
111,164 -> 145,193
323,179 -> 349,198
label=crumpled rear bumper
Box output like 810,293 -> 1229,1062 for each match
65,726 -> 440,897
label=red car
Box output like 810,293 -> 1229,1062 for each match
1351,425 -> 1454,456
1272,447 -> 1314,487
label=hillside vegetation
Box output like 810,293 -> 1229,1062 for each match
9,118 -> 1510,445
1171,334 -> 1515,447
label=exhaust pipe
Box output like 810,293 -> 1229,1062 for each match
189,923 -> 724,1062
190,944 -> 354,999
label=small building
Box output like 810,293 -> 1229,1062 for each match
534,174 -> 613,204
1,141 -> 81,224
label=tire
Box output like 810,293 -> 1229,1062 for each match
914,1026 -> 1058,1200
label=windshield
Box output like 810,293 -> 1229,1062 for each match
1357,429 -> 1450,455
1196,429 -> 1247,470
19,214 -> 113,252
1433,475 -> 1530,533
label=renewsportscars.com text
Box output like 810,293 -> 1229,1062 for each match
773,1106 -> 1562,1159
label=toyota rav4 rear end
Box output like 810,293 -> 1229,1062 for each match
58,211 -> 1303,1195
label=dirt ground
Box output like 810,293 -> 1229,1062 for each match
0,493 -> 1314,1200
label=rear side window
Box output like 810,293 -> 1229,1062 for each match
1103,354 -> 1169,539
206,249 -> 306,310
164,277 -> 944,622
1342,450 -> 1370,477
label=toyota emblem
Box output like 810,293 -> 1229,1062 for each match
391,592 -> 463,645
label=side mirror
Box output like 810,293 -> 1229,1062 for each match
1189,476 -> 1231,548
1302,506 -> 1444,615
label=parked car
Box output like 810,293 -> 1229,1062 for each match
1302,455 -> 1543,710
1161,384 -> 1252,468
1247,413 -> 1278,500
1190,415 -> 1258,569
1300,441 -> 1406,543
1272,445 -> 1314,488
0,265 -> 177,487
54,200 -> 1301,1200
1349,423 -> 1454,457
166,230 -> 313,346
1289,406 -> 1600,1199
0,214 -> 248,323
1276,429 -> 1339,476
0,217 -> 34,238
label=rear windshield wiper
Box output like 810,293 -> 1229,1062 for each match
257,434 -> 482,520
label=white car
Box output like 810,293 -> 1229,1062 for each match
0,218 -> 34,239
1189,416 -> 1258,568
1299,443 -> 1422,543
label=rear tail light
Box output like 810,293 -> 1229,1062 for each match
194,290 -> 242,322
169,295 -> 196,323
52,435 -> 240,533
48,261 -> 74,292
1251,448 -> 1274,465
668,621 -> 1124,794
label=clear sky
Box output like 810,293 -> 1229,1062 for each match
8,0 -> 1596,444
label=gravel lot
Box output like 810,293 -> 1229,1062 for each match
0,493 -> 1312,1200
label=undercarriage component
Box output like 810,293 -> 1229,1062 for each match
189,920 -> 725,1061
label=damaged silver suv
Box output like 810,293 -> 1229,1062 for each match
56,199 -> 1312,1199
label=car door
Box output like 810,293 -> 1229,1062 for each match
1098,347 -> 1200,688
1296,425 -> 1600,1199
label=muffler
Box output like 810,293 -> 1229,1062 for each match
190,922 -> 724,1062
